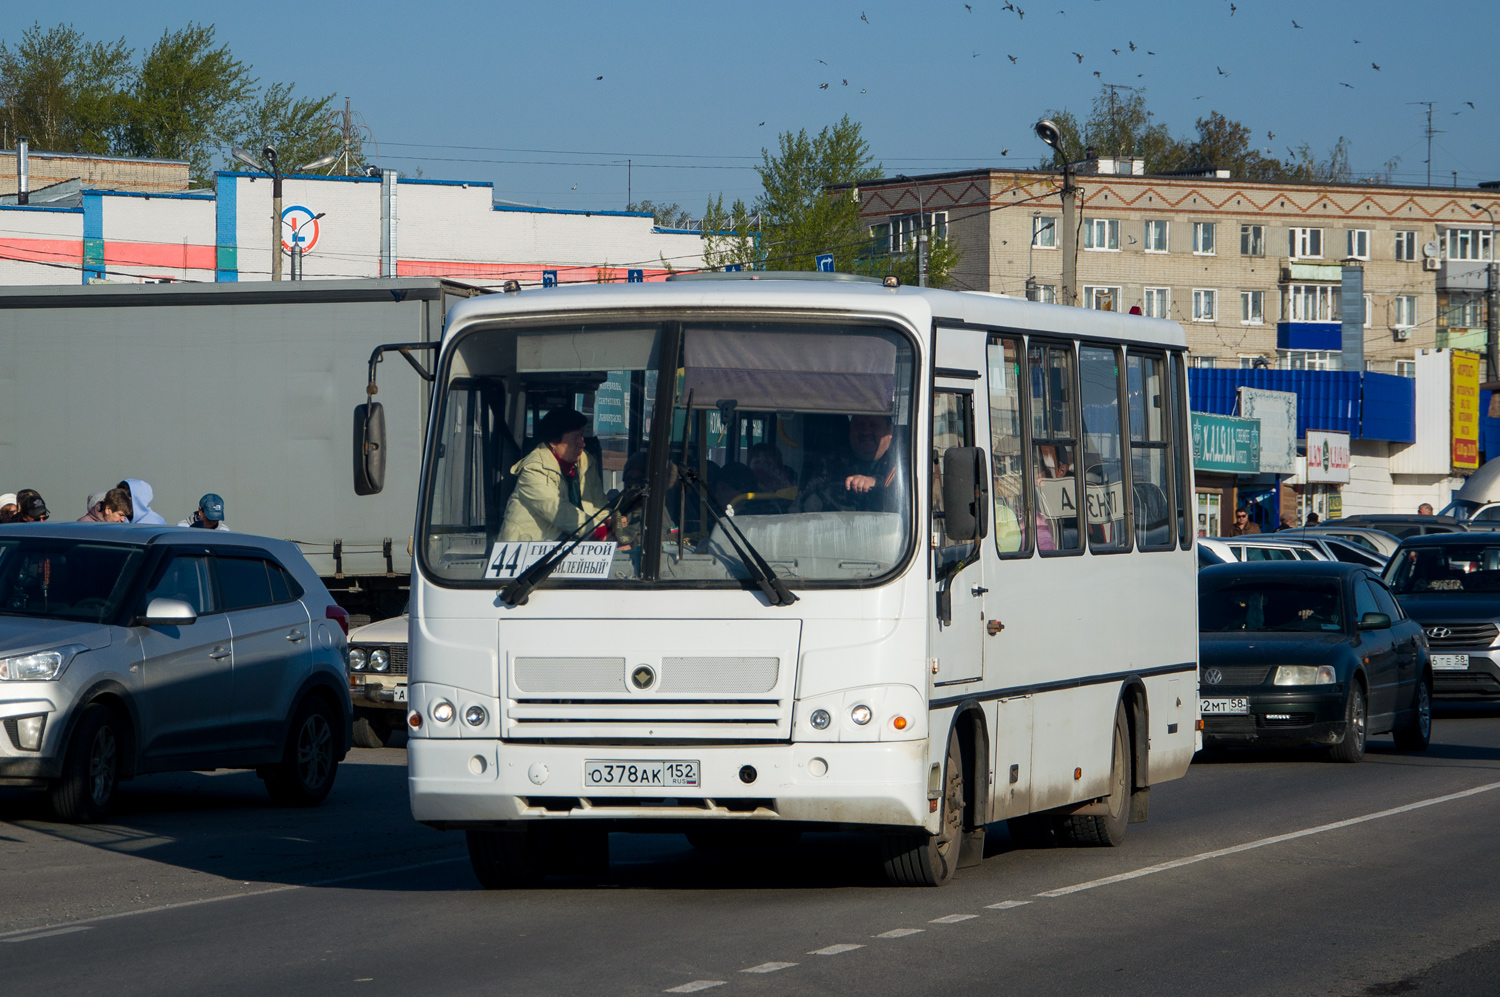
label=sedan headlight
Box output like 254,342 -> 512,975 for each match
370,648 -> 390,672
348,648 -> 368,671
1273,664 -> 1337,686
0,645 -> 85,682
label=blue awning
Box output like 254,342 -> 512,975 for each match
1276,322 -> 1343,351
1188,369 -> 1414,444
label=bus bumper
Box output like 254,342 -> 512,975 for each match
408,738 -> 934,832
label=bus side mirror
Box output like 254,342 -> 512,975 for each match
354,401 -> 386,496
942,447 -> 989,542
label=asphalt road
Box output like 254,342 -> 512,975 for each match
4,708 -> 1500,997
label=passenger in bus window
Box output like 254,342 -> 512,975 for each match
798,414 -> 904,513
496,408 -> 608,542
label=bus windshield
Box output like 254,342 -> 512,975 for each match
421,319 -> 916,587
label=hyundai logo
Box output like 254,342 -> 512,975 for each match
630,665 -> 656,690
1204,668 -> 1223,685
1427,627 -> 1452,640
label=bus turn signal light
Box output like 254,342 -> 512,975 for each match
408,711 -> 422,729
1196,719 -> 1205,731
892,716 -> 908,731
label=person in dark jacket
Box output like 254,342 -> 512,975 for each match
1225,507 -> 1262,536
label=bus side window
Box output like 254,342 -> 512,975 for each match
932,389 -> 976,561
1080,344 -> 1130,552
1029,343 -> 1082,553
1128,352 -> 1174,550
1171,351 -> 1192,549
987,337 -> 1029,556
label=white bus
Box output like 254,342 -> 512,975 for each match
358,273 -> 1200,887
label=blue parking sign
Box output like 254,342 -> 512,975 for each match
724,264 -> 742,272
542,270 -> 557,287
815,253 -> 834,272
627,269 -> 643,283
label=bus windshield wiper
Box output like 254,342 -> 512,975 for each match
677,465 -> 798,608
500,486 -> 644,607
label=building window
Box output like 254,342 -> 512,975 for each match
1192,288 -> 1216,322
1142,286 -> 1169,318
1238,355 -> 1259,369
1193,222 -> 1216,255
1394,230 -> 1418,261
1240,290 -> 1264,325
1190,355 -> 1217,368
1284,350 -> 1337,370
887,211 -> 947,254
1031,283 -> 1056,303
1083,286 -> 1122,311
1394,294 -> 1417,328
1284,283 -> 1340,322
1240,224 -> 1265,256
1144,220 -> 1168,253
1032,216 -> 1057,249
1084,218 -> 1120,250
1396,360 -> 1416,378
1289,228 -> 1323,259
1440,292 -> 1485,329
1444,228 -> 1493,261
1348,229 -> 1370,260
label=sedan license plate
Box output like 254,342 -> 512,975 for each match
584,760 -> 699,788
1201,697 -> 1250,715
1431,654 -> 1470,671
393,686 -> 408,703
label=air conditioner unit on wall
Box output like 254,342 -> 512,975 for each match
1424,257 -> 1441,271
1393,328 -> 1411,341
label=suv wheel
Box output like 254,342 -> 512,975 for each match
50,705 -> 120,823
262,697 -> 339,806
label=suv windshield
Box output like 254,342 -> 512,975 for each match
1200,580 -> 1345,632
1386,544 -> 1500,594
421,319 -> 916,587
0,538 -> 146,623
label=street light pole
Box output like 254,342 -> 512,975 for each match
232,146 -> 337,282
1473,203 -> 1498,381
1034,119 -> 1082,306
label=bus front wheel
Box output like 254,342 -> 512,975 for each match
881,726 -> 963,886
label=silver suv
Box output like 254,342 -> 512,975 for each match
0,525 -> 352,821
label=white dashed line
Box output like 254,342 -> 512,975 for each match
874,928 -> 925,939
986,900 -> 1032,910
664,981 -> 726,993
809,943 -> 865,955
2,926 -> 92,943
1037,779 -> 1500,899
929,914 -> 978,924
741,962 -> 798,973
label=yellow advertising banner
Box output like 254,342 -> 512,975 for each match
1452,350 -> 1481,470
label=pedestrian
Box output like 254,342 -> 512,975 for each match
1417,503 -> 1434,516
0,493 -> 15,523
178,493 -> 231,531
79,488 -> 133,523
1305,512 -> 1320,527
1279,514 -> 1296,532
118,479 -> 166,525
14,489 -> 48,522
1225,507 -> 1261,536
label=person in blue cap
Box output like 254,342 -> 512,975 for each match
178,493 -> 231,531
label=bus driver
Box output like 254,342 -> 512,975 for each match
497,408 -> 608,542
800,414 -> 904,514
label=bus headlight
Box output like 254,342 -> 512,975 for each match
809,709 -> 831,730
370,649 -> 390,672
464,705 -> 487,727
850,704 -> 873,725
432,700 -> 455,723
1273,665 -> 1337,686
348,648 -> 367,671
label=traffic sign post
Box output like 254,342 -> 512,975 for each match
815,253 -> 834,272
542,270 -> 557,287
627,269 -> 643,283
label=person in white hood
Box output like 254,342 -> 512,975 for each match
0,493 -> 15,523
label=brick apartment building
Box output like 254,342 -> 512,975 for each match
0,147 -> 190,197
847,162 -> 1500,374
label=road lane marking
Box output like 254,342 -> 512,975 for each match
2,926 -> 92,943
665,982 -> 725,993
874,928 -> 925,938
929,914 -> 978,923
809,943 -> 865,955
1037,779 -> 1500,899
741,962 -> 798,973
0,855 -> 466,941
986,901 -> 1031,910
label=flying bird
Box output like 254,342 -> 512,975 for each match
1129,41 -> 1136,51
1093,70 -> 1101,77
819,82 -> 829,89
972,51 -> 980,58
1112,48 -> 1120,55
1229,2 -> 1236,12
1017,6 -> 1024,17
1372,62 -> 1380,70
1292,19 -> 1302,28
1001,148 -> 1009,156
596,76 -> 604,80
965,3 -> 972,10
758,121 -> 765,126
571,184 -> 578,189
1194,95 -> 1204,100
861,10 -> 869,22
1147,50 -> 1156,55
1469,102 -> 1477,109
1002,1 -> 1013,8
1073,51 -> 1084,62
1217,65 -> 1228,76
860,88 -> 866,93
1267,130 -> 1274,140
1007,54 -> 1017,63
1353,38 -> 1361,43
1340,82 -> 1354,88
843,79 -> 849,84
817,59 -> 828,65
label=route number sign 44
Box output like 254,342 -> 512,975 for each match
484,541 -> 617,580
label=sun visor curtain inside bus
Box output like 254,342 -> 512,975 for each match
682,329 -> 897,414
517,329 -> 661,372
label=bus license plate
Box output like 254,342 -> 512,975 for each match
1431,654 -> 1470,671
1201,698 -> 1249,715
584,760 -> 700,788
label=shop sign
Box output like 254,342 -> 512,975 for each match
1238,387 -> 1297,475
1452,350 -> 1481,471
1306,429 -> 1351,483
1191,413 -> 1261,474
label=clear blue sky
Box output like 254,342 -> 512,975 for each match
18,0 -> 1500,211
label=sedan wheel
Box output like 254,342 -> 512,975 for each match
1393,678 -> 1432,752
1329,682 -> 1367,763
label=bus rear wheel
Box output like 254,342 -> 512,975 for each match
1056,702 -> 1131,848
882,726 -> 963,886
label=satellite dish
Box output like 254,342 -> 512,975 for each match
1423,240 -> 1440,258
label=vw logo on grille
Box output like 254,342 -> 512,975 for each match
630,665 -> 656,690
1204,668 -> 1224,685
1427,627 -> 1452,640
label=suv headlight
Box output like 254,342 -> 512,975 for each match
1273,664 -> 1337,686
0,644 -> 86,682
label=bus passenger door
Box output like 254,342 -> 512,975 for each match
930,384 -> 985,686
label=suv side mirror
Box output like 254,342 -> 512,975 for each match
353,401 -> 386,495
141,597 -> 198,627
1358,611 -> 1392,630
941,446 -> 989,543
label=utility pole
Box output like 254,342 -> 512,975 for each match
1477,204 -> 1500,380
1411,102 -> 1438,186
1034,119 -> 1082,306
916,180 -> 928,287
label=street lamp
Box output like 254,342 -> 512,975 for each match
231,146 -> 338,281
1472,202 -> 1498,380
1035,119 -> 1082,307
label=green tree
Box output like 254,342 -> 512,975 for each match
124,23 -> 255,184
700,193 -> 758,270
753,114 -> 883,270
232,82 -> 343,175
0,22 -> 133,154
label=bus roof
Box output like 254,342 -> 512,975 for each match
442,278 -> 1187,351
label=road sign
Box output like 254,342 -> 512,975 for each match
815,253 -> 834,272
627,269 -> 643,283
542,270 -> 557,287
724,264 -> 742,272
